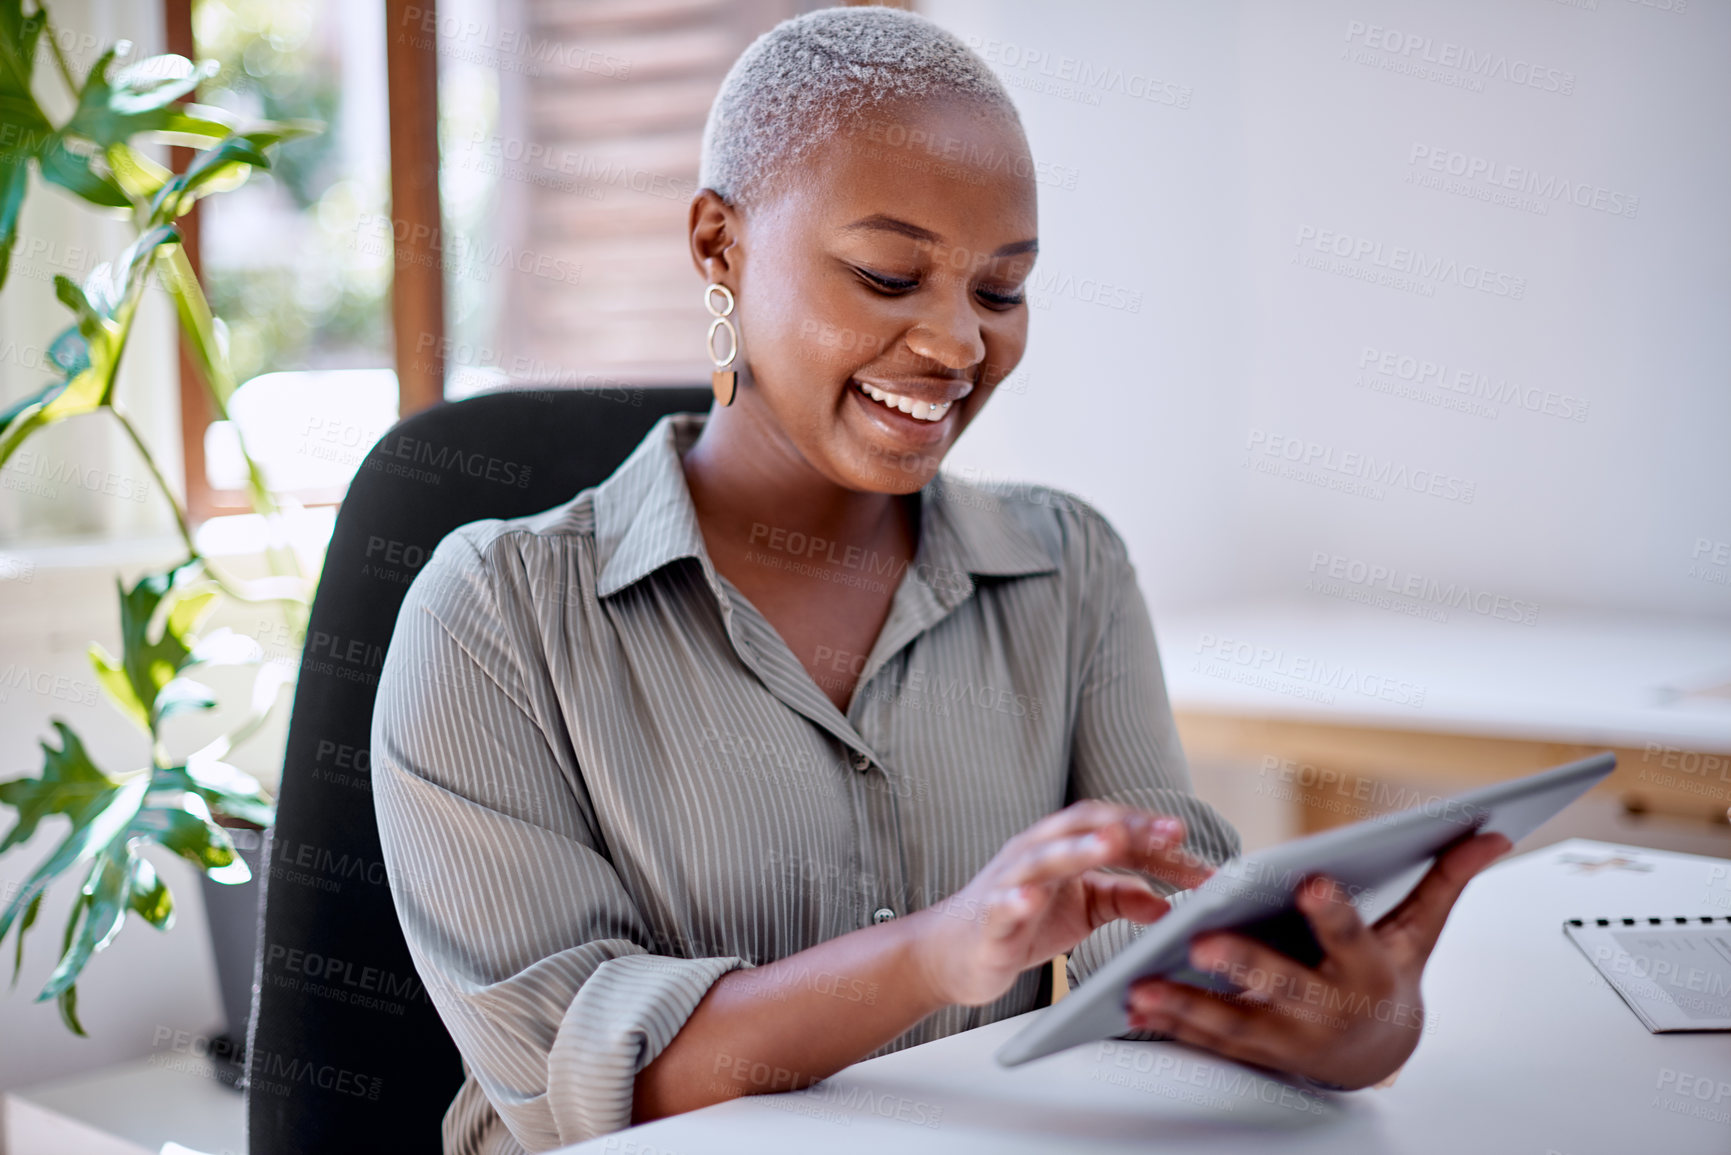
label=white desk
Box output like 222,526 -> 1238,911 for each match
2,1052 -> 243,1155
1156,600 -> 1731,838
1160,600 -> 1731,752
560,838 -> 1731,1155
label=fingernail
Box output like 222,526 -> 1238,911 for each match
1153,817 -> 1183,838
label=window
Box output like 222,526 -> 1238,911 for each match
178,0 -> 395,518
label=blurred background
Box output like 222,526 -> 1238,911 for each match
0,0 -> 1726,1148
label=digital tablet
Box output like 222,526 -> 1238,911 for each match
995,752 -> 1615,1067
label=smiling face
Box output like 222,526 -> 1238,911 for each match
692,96 -> 1038,493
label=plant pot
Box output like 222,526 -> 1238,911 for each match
198,822 -> 268,1089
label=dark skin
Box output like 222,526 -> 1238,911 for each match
680,96 -> 1034,711
631,95 -> 1512,1123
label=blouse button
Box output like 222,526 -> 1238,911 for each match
851,751 -> 871,773
872,907 -> 897,924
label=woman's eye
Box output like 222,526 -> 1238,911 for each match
976,285 -> 1026,309
855,267 -> 918,294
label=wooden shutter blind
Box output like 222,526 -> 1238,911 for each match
494,0 -> 809,384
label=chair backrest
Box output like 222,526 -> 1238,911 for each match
246,386 -> 712,1154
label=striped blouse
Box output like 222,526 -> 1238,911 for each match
371,411 -> 1241,1154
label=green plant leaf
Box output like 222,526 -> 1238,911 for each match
36,136 -> 130,208
0,0 -> 46,100
0,148 -> 27,292
35,49 -> 227,212
52,892 -> 86,1036
88,560 -> 218,735
0,272 -> 118,465
129,801 -> 242,878
54,272 -> 100,329
0,725 -> 148,950
146,133 -> 264,222
82,224 -> 178,322
0,92 -> 50,135
0,378 -> 66,437
88,642 -> 148,734
156,242 -> 234,405
149,106 -> 238,146
0,229 -> 178,468
38,849 -> 130,1001
58,49 -> 176,148
105,141 -> 171,202
0,368 -> 99,468
151,676 -> 217,725
46,324 -> 90,377
0,268 -> 129,466
126,855 -> 172,929
165,588 -> 217,639
146,123 -> 317,224
104,54 -> 203,116
59,53 -> 232,149
157,757 -> 275,830
10,891 -> 40,986
0,722 -> 126,855
57,982 -> 83,1035
110,561 -> 208,733
154,628 -> 261,726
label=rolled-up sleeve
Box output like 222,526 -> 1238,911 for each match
372,530 -> 746,1151
1061,512 -> 1241,990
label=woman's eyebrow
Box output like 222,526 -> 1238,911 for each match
842,213 -> 1038,258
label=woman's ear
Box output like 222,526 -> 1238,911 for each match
689,189 -> 743,285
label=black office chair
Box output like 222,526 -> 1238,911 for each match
245,385 -> 712,1154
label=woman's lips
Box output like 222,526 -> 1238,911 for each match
848,379 -> 964,444
853,378 -> 964,421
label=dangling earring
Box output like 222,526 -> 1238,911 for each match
705,283 -> 739,406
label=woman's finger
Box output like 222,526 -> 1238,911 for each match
1011,804 -> 1189,863
999,827 -> 1133,889
1017,800 -> 1149,847
1082,871 -> 1170,929
1374,832 -> 1512,962
1124,834 -> 1216,892
1186,930 -> 1329,1010
1295,875 -> 1386,990
1125,978 -> 1296,1067
982,881 -> 1050,941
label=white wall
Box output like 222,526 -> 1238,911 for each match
925,0 -> 1731,623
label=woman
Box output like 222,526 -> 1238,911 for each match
373,9 -> 1508,1153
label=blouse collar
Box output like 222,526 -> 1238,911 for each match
592,411 -> 1058,602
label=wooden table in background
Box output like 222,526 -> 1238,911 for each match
1160,601 -> 1731,837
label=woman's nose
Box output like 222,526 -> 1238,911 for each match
904,287 -> 987,372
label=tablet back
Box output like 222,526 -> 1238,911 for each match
995,752 -> 1616,1067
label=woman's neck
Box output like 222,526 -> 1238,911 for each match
680,402 -> 917,563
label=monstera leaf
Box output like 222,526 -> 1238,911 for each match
0,730 -> 273,1033
0,552 -> 283,1031
0,145 -> 27,287
0,730 -> 265,1034
59,50 -> 230,150
0,227 -> 177,469
87,560 -> 216,735
0,723 -> 146,1030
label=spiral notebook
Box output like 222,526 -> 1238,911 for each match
1565,916 -> 1731,1032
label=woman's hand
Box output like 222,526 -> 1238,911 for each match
1124,830 -> 1512,1090
908,800 -> 1215,1009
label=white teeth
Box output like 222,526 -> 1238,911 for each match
856,382 -> 953,422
